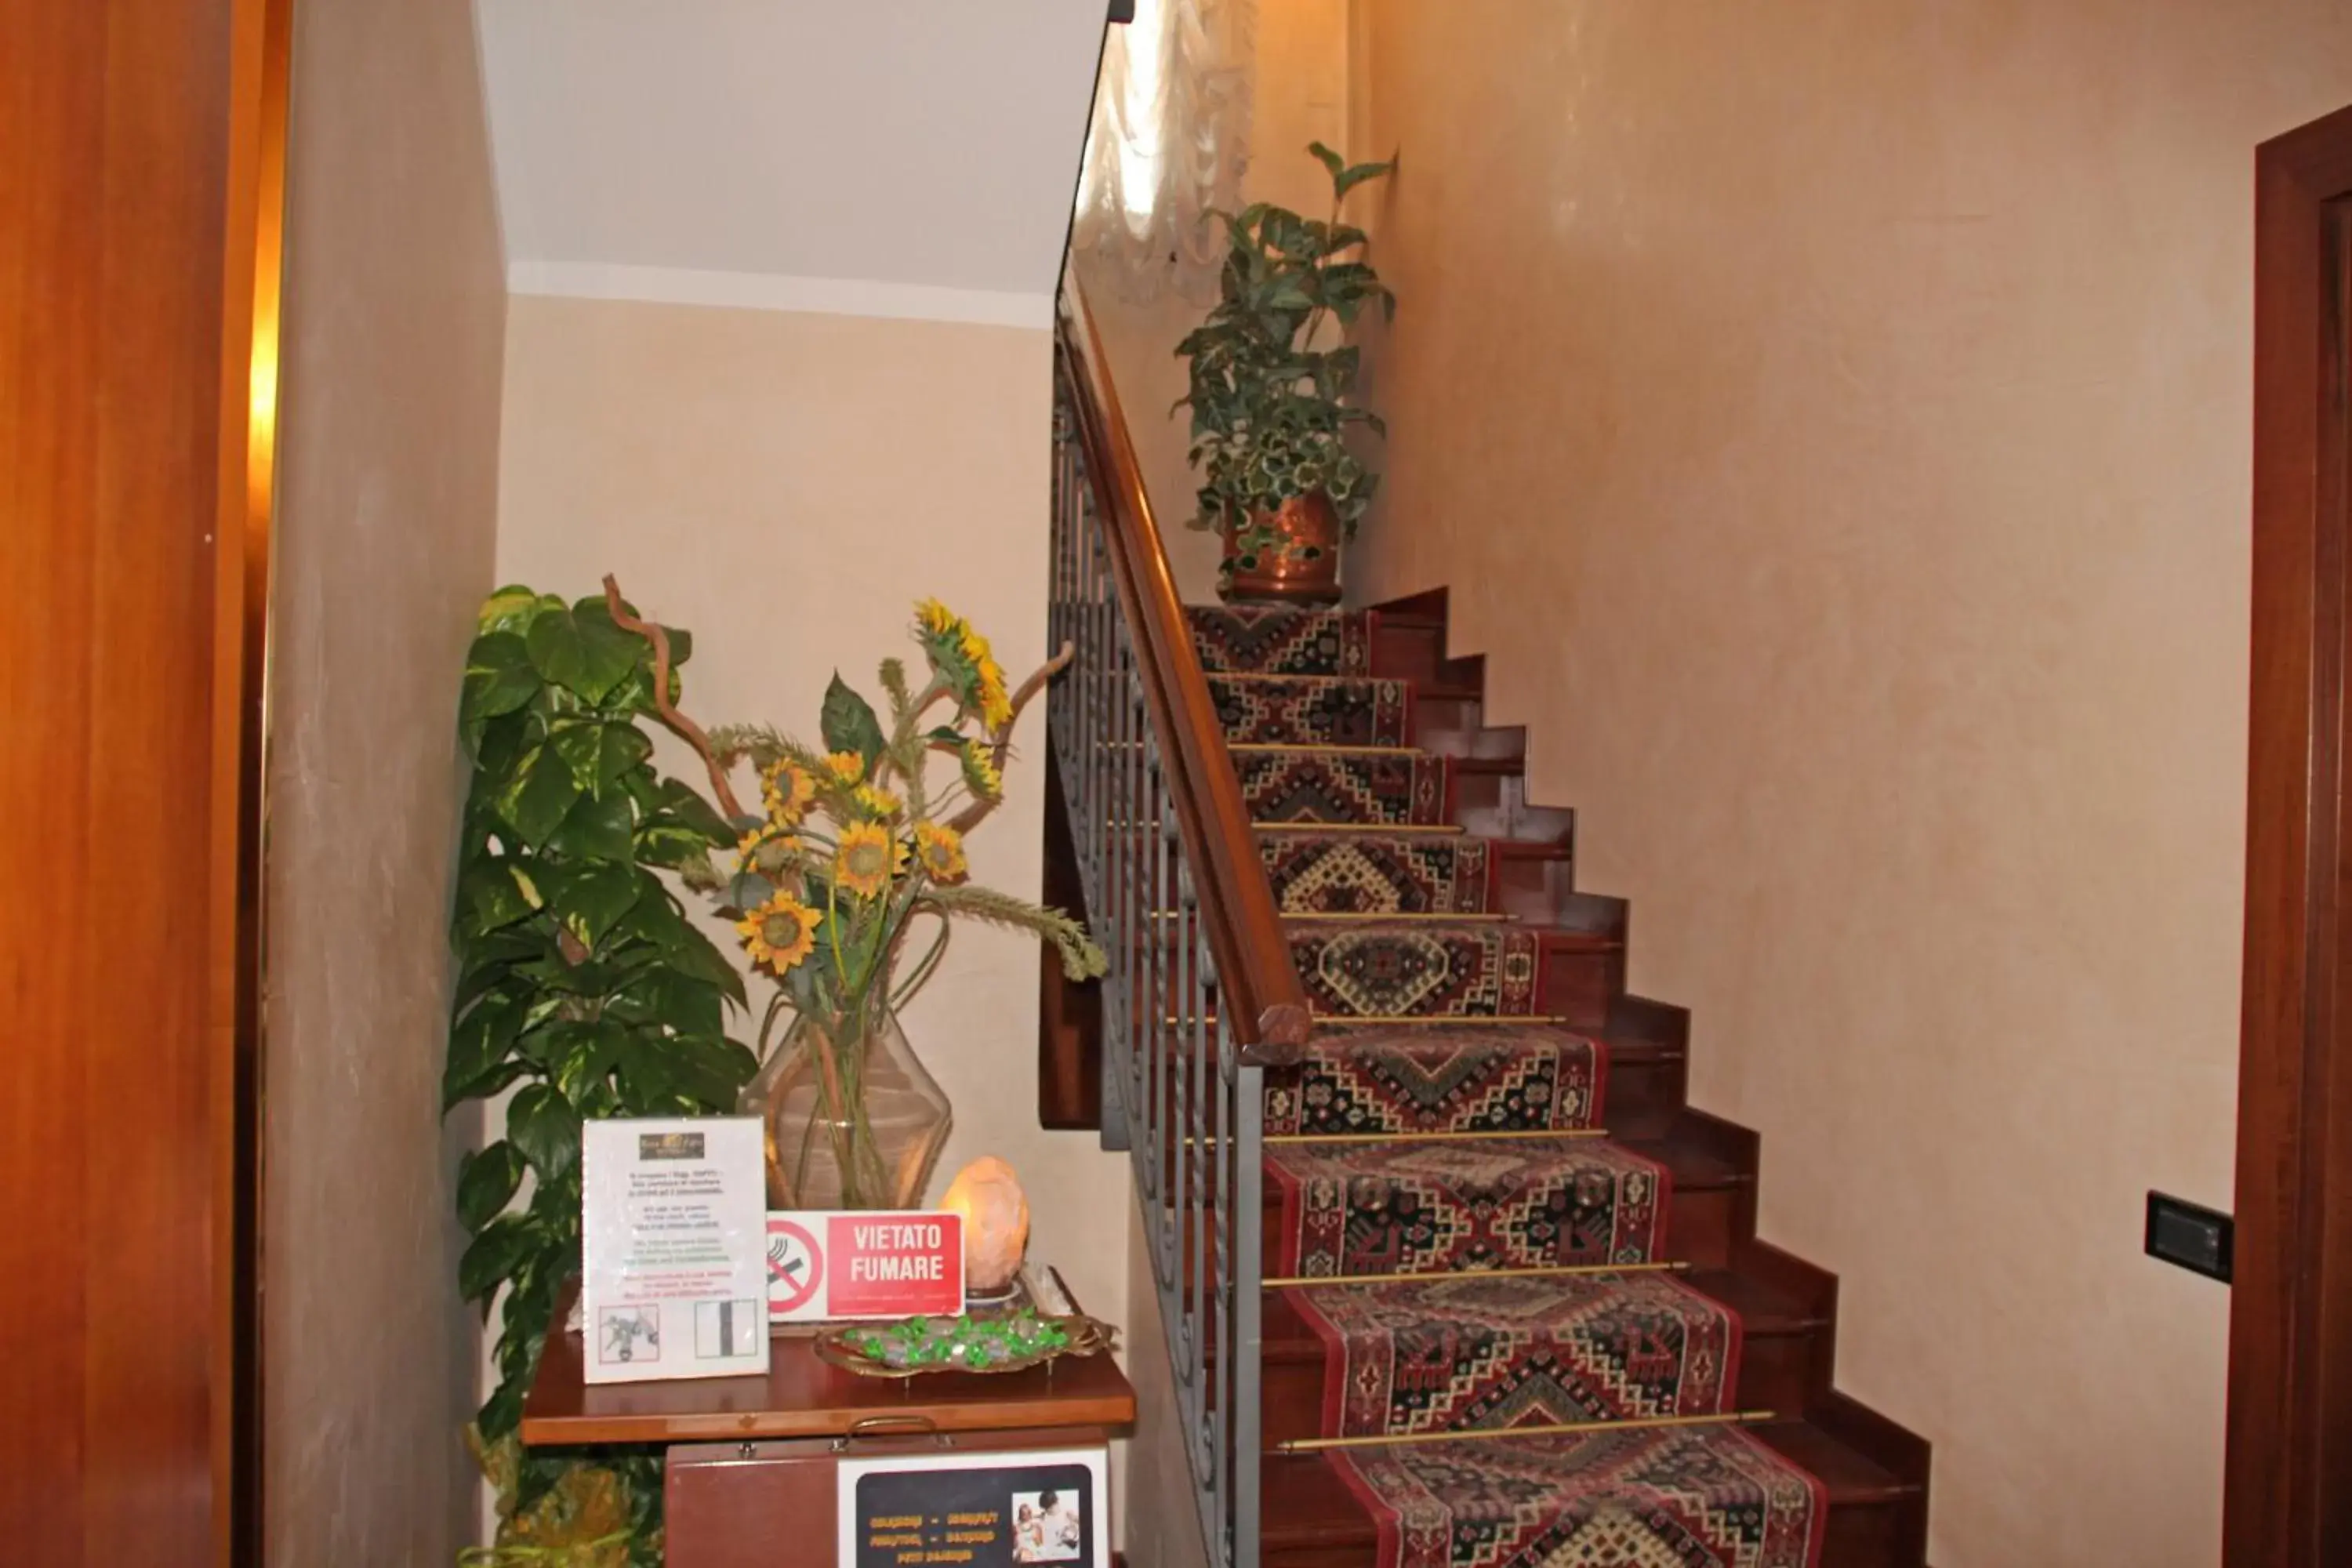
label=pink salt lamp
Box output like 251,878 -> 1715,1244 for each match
941,1156 -> 1029,1298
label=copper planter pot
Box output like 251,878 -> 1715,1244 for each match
1220,492 -> 1342,606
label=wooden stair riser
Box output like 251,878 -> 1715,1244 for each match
1406,692 -> 1482,752
1367,618 -> 1484,696
1537,939 -> 1621,1030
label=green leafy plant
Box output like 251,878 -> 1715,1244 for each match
1177,141 -> 1397,575
445,581 -> 757,1566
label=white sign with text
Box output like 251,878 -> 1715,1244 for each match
581,1116 -> 770,1384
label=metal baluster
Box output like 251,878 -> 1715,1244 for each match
1233,1054 -> 1264,1568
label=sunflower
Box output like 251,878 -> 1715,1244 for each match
975,654 -> 1013,731
760,758 -> 816,823
735,824 -> 771,869
912,820 -> 968,884
959,741 -> 1001,800
852,783 -> 902,821
739,829 -> 801,878
913,598 -> 1014,729
916,598 -> 960,638
737,891 -> 821,976
955,622 -> 1016,732
823,750 -> 867,786
833,819 -> 899,898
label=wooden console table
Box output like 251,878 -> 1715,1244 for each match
524,1288 -> 1136,1567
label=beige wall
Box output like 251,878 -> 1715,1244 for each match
493,294 -> 1134,1333
263,0 -> 507,1560
1345,2 -> 2352,1563
1120,1203 -> 1211,1568
1079,0 -> 1353,602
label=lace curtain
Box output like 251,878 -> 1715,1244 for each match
1073,0 -> 1255,303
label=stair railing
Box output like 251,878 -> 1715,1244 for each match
1048,264 -> 1310,1568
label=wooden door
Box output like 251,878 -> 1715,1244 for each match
0,1 -> 278,1561
2230,101 -> 2352,1568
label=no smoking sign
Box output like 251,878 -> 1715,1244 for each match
765,1210 -> 964,1323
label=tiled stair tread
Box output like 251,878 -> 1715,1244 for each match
1258,1268 -> 1817,1363
1256,1422 -> 1911,1551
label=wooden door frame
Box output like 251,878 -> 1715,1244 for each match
2228,100 -> 2352,1568
0,2 -> 281,1560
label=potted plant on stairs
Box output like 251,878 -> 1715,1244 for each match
1178,141 -> 1396,605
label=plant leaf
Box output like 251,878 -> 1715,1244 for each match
570,597 -> 647,705
819,673 -> 886,767
456,856 -> 538,938
459,1213 -> 538,1309
445,989 -> 528,1112
1335,159 -> 1392,199
457,1141 -> 526,1232
543,860 -> 645,952
549,790 -> 635,862
477,585 -> 545,636
651,779 -> 733,845
549,719 -> 652,796
506,1083 -> 583,1183
661,1033 -> 760,1112
1307,140 -> 1345,181
501,743 -> 583,849
460,633 -> 539,724
524,604 -> 590,693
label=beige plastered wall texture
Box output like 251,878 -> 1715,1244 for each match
263,0 -> 508,1560
1338,2 -> 2352,1563
493,292 -> 1134,1345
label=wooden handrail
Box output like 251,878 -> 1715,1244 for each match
1055,266 -> 1310,1067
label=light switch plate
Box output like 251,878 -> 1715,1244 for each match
2146,1191 -> 2233,1283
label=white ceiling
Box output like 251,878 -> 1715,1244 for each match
474,1 -> 1106,324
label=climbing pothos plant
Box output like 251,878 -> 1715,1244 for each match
445,579 -> 756,1567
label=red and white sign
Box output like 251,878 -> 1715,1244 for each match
766,1210 -> 964,1323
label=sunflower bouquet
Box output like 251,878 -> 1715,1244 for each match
668,598 -> 1105,1210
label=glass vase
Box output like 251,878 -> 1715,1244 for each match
739,1006 -> 953,1211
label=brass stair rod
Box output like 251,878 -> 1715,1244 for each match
1275,1409 -> 1775,1455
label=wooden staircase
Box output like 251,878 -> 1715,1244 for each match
1044,267 -> 1929,1568
1229,591 -> 1929,1567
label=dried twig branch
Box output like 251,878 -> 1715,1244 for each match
946,640 -> 1075,835
602,574 -> 746,822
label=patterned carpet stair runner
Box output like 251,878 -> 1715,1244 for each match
1260,829 -> 1493,915
1330,1426 -> 1827,1568
1265,1026 -> 1602,1137
1267,1137 -> 1670,1278
1290,1272 -> 1741,1436
1189,603 -> 1828,1568
1287,923 -> 1541,1020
